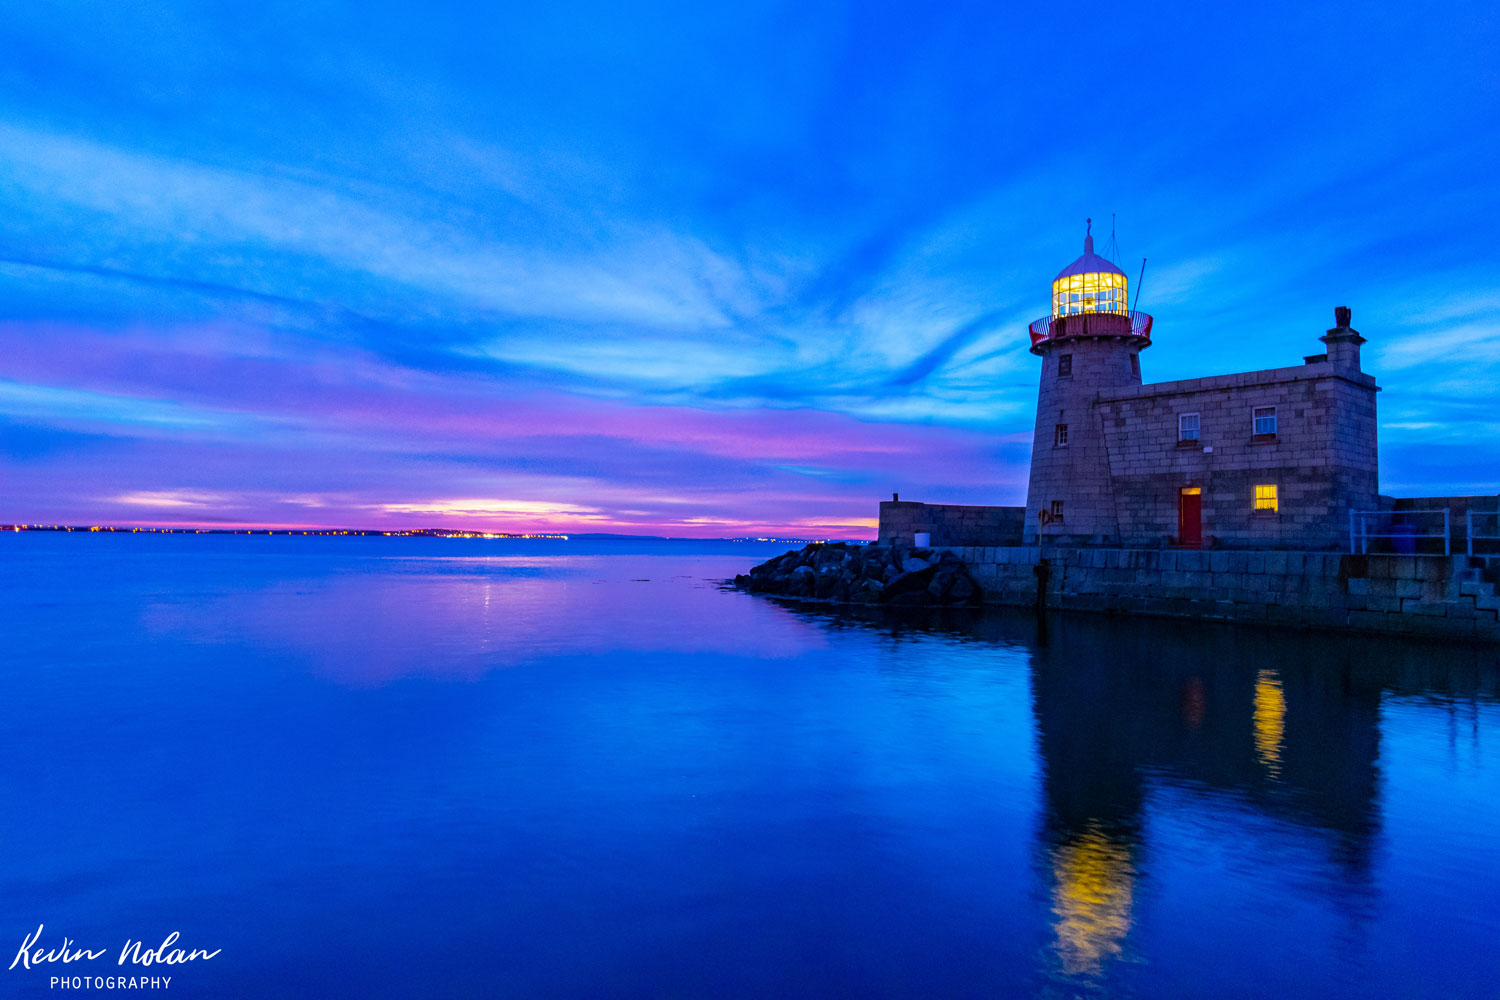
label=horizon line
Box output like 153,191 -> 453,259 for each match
0,523 -> 862,543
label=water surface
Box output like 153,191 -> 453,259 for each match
1,535 -> 1496,997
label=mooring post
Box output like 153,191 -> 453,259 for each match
1034,508 -> 1052,616
1034,558 -> 1051,616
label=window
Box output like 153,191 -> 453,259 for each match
1253,406 -> 1277,436
1050,500 -> 1065,522
1130,354 -> 1140,377
1058,354 -> 1072,377
1254,484 -> 1279,512
1054,423 -> 1069,447
1051,271 -> 1128,317
1178,412 -> 1200,442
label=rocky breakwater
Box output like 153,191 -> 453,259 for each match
733,542 -> 983,606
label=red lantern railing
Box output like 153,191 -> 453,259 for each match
1028,310 -> 1153,348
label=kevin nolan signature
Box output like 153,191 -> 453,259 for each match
10,925 -> 221,970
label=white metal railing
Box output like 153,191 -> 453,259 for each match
1468,510 -> 1500,557
1349,509 -> 1449,556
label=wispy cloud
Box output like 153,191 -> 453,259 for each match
112,490 -> 227,509
1,0 -> 1497,529
373,498 -> 606,519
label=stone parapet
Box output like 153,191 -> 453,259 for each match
1097,362 -> 1377,402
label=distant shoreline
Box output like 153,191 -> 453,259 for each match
1,525 -> 571,538
1,525 -> 834,544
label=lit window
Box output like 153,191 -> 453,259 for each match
1058,354 -> 1073,377
1179,412 -> 1200,441
1253,406 -> 1277,436
1051,500 -> 1065,522
1254,484 -> 1279,511
1055,423 -> 1069,447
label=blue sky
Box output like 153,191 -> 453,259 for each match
1,1 -> 1497,533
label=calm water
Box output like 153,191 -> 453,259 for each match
1,534 -> 1497,998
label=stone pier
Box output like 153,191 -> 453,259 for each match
944,546 -> 1500,642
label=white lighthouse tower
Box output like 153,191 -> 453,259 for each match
1023,222 -> 1154,545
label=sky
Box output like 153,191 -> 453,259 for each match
1,1 -> 1497,537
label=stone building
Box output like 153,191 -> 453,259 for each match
862,225 -> 1500,636
1023,231 -> 1378,549
878,225 -> 1490,553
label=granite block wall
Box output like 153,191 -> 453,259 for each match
877,501 -> 1025,547
1093,361 -> 1380,549
942,546 -> 1500,642
1024,338 -> 1141,544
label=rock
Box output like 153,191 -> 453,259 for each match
927,569 -> 954,601
886,565 -> 936,597
736,542 -> 982,607
948,574 -> 977,604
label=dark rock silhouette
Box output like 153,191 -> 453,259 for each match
734,542 -> 983,606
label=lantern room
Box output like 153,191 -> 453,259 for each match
1056,223 -> 1128,316
1052,242 -> 1127,318
1028,220 -> 1153,353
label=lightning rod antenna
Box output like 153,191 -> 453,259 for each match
1102,213 -> 1122,266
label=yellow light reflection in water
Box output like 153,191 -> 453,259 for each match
1253,669 -> 1286,778
1050,827 -> 1134,977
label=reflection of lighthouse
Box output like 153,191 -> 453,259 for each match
1048,824 -> 1136,976
1028,617 -> 1385,980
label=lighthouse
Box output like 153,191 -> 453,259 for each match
880,222 -> 1384,553
1023,222 -> 1153,545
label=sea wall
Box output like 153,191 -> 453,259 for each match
877,501 -> 1024,547
946,547 -> 1500,642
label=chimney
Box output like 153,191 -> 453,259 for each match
1320,305 -> 1365,372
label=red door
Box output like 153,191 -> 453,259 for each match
1179,490 -> 1202,548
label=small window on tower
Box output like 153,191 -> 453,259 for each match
1179,412 -> 1200,442
1253,406 -> 1278,436
1254,484 -> 1279,512
1054,424 -> 1069,447
1130,354 -> 1140,377
1051,500 -> 1065,523
1058,354 -> 1073,377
